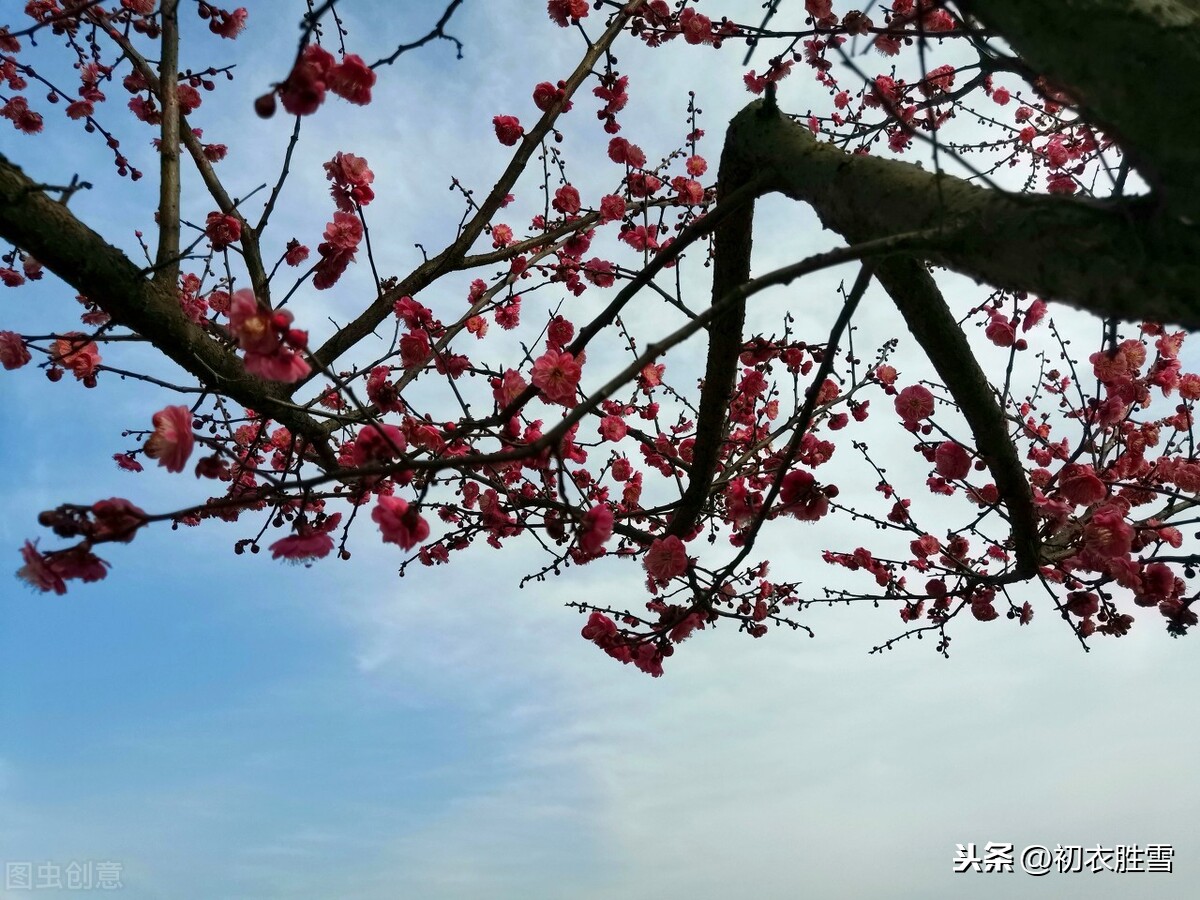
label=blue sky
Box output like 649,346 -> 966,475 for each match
3,2 -> 1200,898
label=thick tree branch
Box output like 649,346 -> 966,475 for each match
154,0 -> 181,285
725,100 -> 1200,326
0,154 -> 336,465
959,0 -> 1200,220
869,257 -> 1039,576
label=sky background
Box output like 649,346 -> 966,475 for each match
2,2 -> 1199,898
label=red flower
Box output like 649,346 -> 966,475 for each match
1058,463 -> 1106,507
351,423 -> 407,467
599,415 -> 628,442
547,0 -> 589,27
205,211 -> 241,249
270,514 -> 342,563
578,505 -> 614,556
581,611 -> 618,642
985,313 -> 1016,347
644,535 -> 688,582
280,45 -> 335,116
934,441 -> 971,479
284,239 -> 310,266
531,349 -> 582,406
208,7 -> 248,39
553,184 -> 581,215
144,405 -> 195,473
399,329 -> 432,370
607,137 -> 646,167
51,333 -> 101,382
91,498 -> 147,542
1083,505 -> 1134,560
324,152 -> 375,211
1,97 -> 44,134
373,495 -> 430,551
778,469 -> 829,521
678,8 -> 713,44
493,115 -> 524,146
0,331 -> 31,370
16,541 -> 66,595
327,54 -> 375,106
894,384 -> 934,425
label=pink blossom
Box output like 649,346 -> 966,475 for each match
144,405 -> 195,473
270,514 -> 342,563
985,313 -> 1016,347
227,290 -> 311,382
533,81 -> 571,112
351,423 -> 407,466
51,333 -> 101,382
205,211 -> 241,249
547,0 -> 589,27
583,258 -> 615,287
327,54 -> 375,106
50,545 -> 108,583
531,349 -> 582,406
895,384 -> 934,424
373,495 -> 430,551
0,331 -> 31,369
598,194 -> 626,223
599,415 -> 628,442
285,240 -> 310,266
553,184 -> 581,215
314,211 -> 363,289
280,45 -> 335,116
208,7 -> 248,39
607,137 -> 646,168
1058,463 -> 1106,507
644,535 -> 688,582
1022,298 -> 1048,331
324,152 -> 375,211
493,115 -> 524,146
2,97 -> 44,134
620,224 -> 660,252
778,469 -> 829,521
678,8 -> 713,44
671,176 -> 704,205
91,498 -> 147,542
1083,505 -> 1134,560
17,541 -> 66,595
578,505 -> 614,556
935,441 -> 971,479
399,329 -> 432,369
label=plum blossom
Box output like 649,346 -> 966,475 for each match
493,115 -> 524,146
270,514 -> 342,563
373,495 -> 430,550
226,289 -> 311,382
578,504 -> 614,556
547,0 -> 589,27
934,441 -> 971,479
324,152 -> 375,211
16,541 -> 66,594
326,54 -> 375,106
143,405 -> 195,473
0,331 -> 31,369
51,333 -> 101,382
531,349 -> 582,406
205,211 -> 241,249
644,535 -> 688,582
895,384 -> 934,425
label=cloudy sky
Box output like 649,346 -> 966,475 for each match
2,2 -> 1198,898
